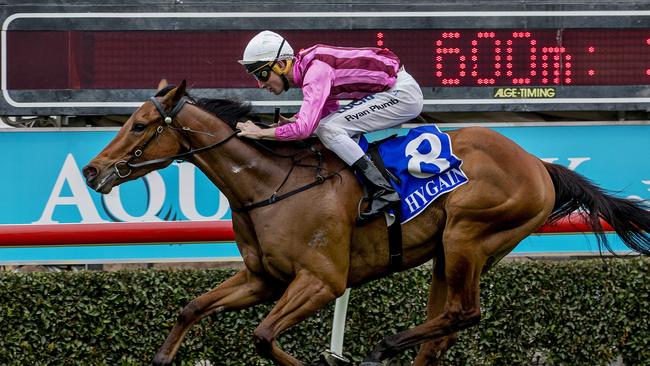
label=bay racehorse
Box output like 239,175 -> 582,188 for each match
83,80 -> 650,366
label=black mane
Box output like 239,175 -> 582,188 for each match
154,85 -> 253,129
195,98 -> 253,129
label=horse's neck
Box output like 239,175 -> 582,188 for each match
183,111 -> 291,207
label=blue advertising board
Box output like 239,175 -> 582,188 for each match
0,124 -> 648,263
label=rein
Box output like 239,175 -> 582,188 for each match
117,94 -> 341,212
232,146 -> 343,213
127,133 -> 239,169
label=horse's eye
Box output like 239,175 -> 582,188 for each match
131,123 -> 146,132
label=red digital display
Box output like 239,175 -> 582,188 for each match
427,29 -> 650,86
6,29 -> 650,89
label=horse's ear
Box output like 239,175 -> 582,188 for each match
176,79 -> 187,97
157,78 -> 168,91
172,79 -> 187,105
162,79 -> 187,107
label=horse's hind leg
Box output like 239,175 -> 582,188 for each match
253,269 -> 344,366
152,269 -> 278,366
361,231 -> 487,364
361,205 -> 550,364
413,253 -> 458,366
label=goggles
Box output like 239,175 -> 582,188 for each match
248,63 -> 274,82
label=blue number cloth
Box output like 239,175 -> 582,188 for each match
361,125 -> 469,223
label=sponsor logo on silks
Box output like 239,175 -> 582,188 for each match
493,87 -> 556,98
336,95 -> 376,113
377,125 -> 468,223
343,98 -> 399,122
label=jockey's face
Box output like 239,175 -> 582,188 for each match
256,70 -> 285,95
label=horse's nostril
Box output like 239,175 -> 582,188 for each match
82,165 -> 97,181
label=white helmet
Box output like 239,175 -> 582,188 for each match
238,30 -> 294,66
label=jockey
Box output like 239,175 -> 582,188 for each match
236,30 -> 424,221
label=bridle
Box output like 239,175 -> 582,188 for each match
113,93 -> 342,212
113,96 -> 239,178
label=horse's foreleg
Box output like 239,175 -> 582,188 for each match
413,253 -> 458,366
152,269 -> 278,366
361,246 -> 485,364
253,270 -> 343,366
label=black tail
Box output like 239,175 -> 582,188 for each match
544,162 -> 650,255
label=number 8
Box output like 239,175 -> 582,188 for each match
405,133 -> 450,178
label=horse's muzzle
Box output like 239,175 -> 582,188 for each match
82,164 -> 98,185
82,164 -> 117,193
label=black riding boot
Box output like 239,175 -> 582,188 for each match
353,156 -> 400,221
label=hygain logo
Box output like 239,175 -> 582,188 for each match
405,133 -> 450,178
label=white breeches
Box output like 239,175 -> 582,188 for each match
315,68 -> 424,165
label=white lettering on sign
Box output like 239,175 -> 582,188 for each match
176,162 -> 229,221
35,154 -> 107,224
35,157 -> 231,224
541,157 -> 591,171
102,172 -> 166,222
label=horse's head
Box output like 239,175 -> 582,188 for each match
83,80 -> 190,193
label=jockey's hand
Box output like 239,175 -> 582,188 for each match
278,114 -> 296,126
268,114 -> 296,127
236,121 -> 262,139
236,120 -> 277,140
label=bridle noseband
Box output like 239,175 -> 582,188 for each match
114,96 -> 239,178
